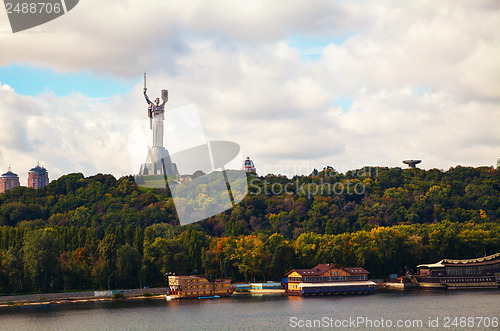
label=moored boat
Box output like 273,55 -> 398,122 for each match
284,263 -> 377,296
408,252 -> 500,289
198,295 -> 220,299
167,275 -> 235,299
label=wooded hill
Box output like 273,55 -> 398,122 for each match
0,166 -> 498,294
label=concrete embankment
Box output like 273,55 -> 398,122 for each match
233,289 -> 285,295
0,287 -> 169,307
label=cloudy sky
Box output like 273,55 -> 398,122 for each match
0,0 -> 499,184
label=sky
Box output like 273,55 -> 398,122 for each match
0,0 -> 499,185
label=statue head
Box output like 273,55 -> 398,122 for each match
154,97 -> 160,105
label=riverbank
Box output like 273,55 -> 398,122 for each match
233,289 -> 285,295
0,287 -> 169,308
0,296 -> 162,308
0,287 -> 288,307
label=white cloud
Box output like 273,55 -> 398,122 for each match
0,0 -> 361,77
0,83 -> 141,184
0,1 -> 499,181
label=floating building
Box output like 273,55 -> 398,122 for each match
0,167 -> 20,193
284,263 -> 377,296
167,275 -> 235,299
409,252 -> 500,289
28,164 -> 49,189
242,157 -> 256,173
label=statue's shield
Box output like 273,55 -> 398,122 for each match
161,90 -> 168,102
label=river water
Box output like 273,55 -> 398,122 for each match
0,290 -> 498,330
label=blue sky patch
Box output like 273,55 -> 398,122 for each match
334,97 -> 353,113
288,35 -> 351,60
413,87 -> 430,96
0,64 -> 134,97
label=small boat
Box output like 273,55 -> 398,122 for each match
198,295 -> 220,299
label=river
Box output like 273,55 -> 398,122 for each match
0,290 -> 498,330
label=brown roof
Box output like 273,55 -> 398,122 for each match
343,267 -> 370,275
286,264 -> 337,276
286,264 -> 370,277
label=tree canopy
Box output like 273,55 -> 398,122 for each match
0,166 -> 498,294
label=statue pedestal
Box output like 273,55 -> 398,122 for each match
138,146 -> 178,176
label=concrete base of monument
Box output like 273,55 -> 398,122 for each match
147,146 -> 171,164
134,174 -> 175,188
138,147 -> 179,177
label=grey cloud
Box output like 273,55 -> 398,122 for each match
1,1 -> 499,179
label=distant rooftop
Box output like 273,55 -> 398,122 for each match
29,164 -> 48,174
1,166 -> 18,178
286,264 -> 370,276
242,156 -> 256,173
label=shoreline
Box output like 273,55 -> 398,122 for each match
2,287 -> 498,308
0,294 -> 168,308
0,289 -> 287,308
233,289 -> 285,295
0,288 -> 169,308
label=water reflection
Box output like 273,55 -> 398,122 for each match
0,291 -> 498,331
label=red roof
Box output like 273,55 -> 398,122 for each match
286,264 -> 337,276
286,264 -> 370,276
343,267 -> 370,275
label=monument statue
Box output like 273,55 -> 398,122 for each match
143,86 -> 167,147
137,73 -> 178,178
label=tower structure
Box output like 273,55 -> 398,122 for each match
28,163 -> 49,189
0,167 -> 20,193
403,160 -> 421,168
242,157 -> 256,173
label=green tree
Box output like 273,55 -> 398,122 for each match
266,233 -> 295,279
116,244 -> 141,289
231,235 -> 266,282
99,233 -> 118,289
23,228 -> 61,292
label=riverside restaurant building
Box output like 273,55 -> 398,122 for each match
412,252 -> 500,289
167,275 -> 235,299
285,263 -> 377,296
